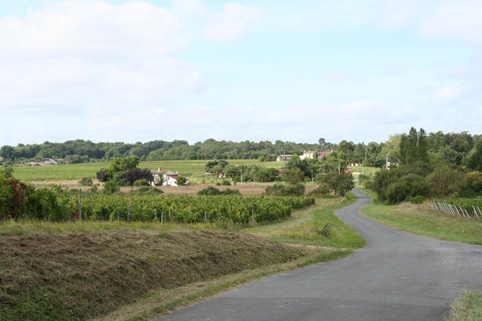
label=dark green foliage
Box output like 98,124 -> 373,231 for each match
222,179 -> 231,186
133,179 -> 150,187
284,167 -> 305,185
400,127 -> 429,165
427,163 -> 464,197
385,174 -> 431,204
78,177 -> 93,186
197,187 -> 222,195
264,183 -> 305,197
205,160 -> 229,172
316,172 -> 354,196
102,181 -> 120,194
176,176 -> 187,186
131,187 -> 164,195
466,142 -> 482,171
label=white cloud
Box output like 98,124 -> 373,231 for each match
432,84 -> 464,105
420,0 -> 482,44
203,3 -> 262,41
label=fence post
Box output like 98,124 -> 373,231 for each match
161,212 -> 164,223
205,211 -> 207,222
473,206 -> 479,220
117,210 -> 120,222
127,198 -> 132,223
78,192 -> 82,222
170,209 -> 173,223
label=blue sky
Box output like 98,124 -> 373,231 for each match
1,0 -> 481,146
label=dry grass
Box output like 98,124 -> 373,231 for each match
0,229 -> 308,321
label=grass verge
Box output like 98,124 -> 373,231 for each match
358,187 -> 482,246
446,290 -> 482,321
243,193 -> 365,249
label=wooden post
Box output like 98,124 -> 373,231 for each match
78,192 -> 82,222
205,211 -> 207,222
117,210 -> 120,222
127,198 -> 132,222
161,212 -> 164,223
170,209 -> 173,223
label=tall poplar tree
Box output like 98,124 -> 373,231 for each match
400,127 -> 428,165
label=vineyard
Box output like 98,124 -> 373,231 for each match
432,198 -> 482,219
70,194 -> 315,224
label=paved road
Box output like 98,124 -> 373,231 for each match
158,188 -> 482,321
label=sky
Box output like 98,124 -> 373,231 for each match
1,0 -> 481,147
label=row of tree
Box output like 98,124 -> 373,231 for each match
363,128 -> 482,204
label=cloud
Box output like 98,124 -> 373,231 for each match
432,84 -> 463,105
419,0 -> 482,44
203,3 -> 262,41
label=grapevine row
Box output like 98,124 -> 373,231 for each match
70,194 -> 315,224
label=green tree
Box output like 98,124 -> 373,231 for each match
316,172 -> 354,196
284,167 -> 305,185
400,127 -> 428,165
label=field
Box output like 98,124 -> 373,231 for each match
12,159 -> 285,182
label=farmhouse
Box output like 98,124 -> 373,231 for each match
150,168 -> 185,187
300,151 -> 316,160
276,154 -> 293,162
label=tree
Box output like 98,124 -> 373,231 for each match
316,172 -> 354,196
284,167 -> 305,185
176,176 -> 187,186
466,142 -> 482,171
400,127 -> 428,165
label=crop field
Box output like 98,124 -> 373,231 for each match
13,159 -> 284,182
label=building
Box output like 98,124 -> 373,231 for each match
150,168 -> 185,186
276,155 -> 293,162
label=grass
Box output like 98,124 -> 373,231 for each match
359,187 -> 482,246
446,291 -> 482,321
0,194 -> 364,321
12,159 -> 284,182
243,194 -> 365,249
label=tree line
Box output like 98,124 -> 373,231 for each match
361,127 -> 482,204
0,131 -> 481,170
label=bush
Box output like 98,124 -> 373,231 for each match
133,179 -> 150,187
79,177 -> 93,186
103,181 -> 120,194
131,187 -> 164,195
198,186 -> 222,196
385,174 -> 431,204
265,183 -> 305,197
222,179 -> 231,186
176,176 -> 187,186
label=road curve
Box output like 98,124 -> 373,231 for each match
157,188 -> 482,321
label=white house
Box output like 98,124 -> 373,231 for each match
300,151 -> 316,160
276,154 -> 293,162
150,168 -> 184,187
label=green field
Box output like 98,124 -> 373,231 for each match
12,159 -> 285,181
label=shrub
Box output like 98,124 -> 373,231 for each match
385,174 -> 431,204
176,176 -> 187,186
265,183 -> 305,197
222,179 -> 231,186
132,187 -> 164,195
133,179 -> 150,187
198,187 -> 222,196
103,181 -> 120,194
79,177 -> 93,186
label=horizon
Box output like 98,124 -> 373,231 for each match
1,0 -> 481,146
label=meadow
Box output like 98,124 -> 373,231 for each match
12,159 -> 285,182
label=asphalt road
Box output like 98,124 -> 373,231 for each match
157,188 -> 482,321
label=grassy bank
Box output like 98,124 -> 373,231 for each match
0,195 -> 362,321
359,187 -> 482,246
0,228 -> 308,321
244,194 -> 365,249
